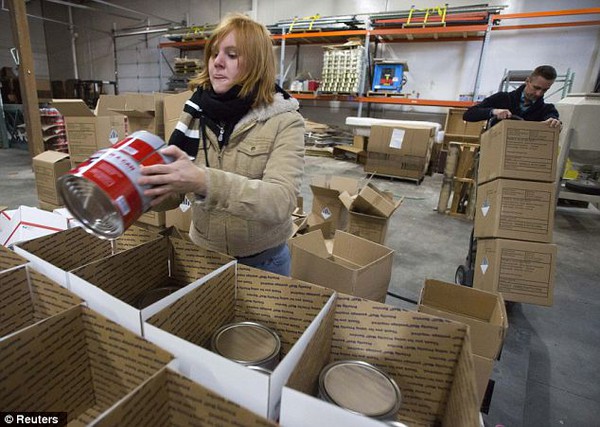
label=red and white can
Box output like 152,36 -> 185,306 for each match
58,131 -> 173,239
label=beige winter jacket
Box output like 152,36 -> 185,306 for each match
171,93 -> 305,257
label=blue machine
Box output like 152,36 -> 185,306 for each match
372,61 -> 408,93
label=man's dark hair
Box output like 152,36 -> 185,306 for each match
531,65 -> 557,81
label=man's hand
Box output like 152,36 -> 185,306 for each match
139,145 -> 206,206
492,109 -> 512,120
543,118 -> 562,129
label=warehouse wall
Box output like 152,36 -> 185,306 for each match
1,0 -> 599,125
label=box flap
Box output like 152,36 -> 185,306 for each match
33,150 -> 70,164
110,108 -> 156,119
95,95 -> 127,116
51,99 -> 95,117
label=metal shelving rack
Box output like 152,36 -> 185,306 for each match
156,7 -> 600,111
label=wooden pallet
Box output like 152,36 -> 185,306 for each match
366,91 -> 409,98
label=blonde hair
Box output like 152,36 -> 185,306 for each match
189,13 -> 276,107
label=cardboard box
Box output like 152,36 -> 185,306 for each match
51,99 -> 127,163
0,207 -> 12,232
52,207 -> 82,228
137,210 -> 166,227
13,225 -> 161,288
0,305 -> 172,422
164,90 -> 192,141
417,279 -> 508,359
280,293 -> 480,427
0,206 -> 68,247
444,108 -> 485,138
91,367 -> 277,427
38,200 -> 63,212
474,238 -> 557,306
0,245 -> 28,272
67,236 -> 234,334
94,94 -> 127,117
32,150 -> 71,205
368,124 -> 436,157
0,265 -> 83,339
339,182 -> 403,244
289,230 -> 394,303
310,176 -> 359,237
110,92 -> 167,139
474,179 -> 556,243
365,151 -> 430,180
473,354 -> 494,406
143,263 -> 335,420
165,198 -> 192,233
478,120 -> 559,184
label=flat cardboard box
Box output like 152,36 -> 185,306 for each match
164,90 -> 192,141
479,120 -> 559,184
474,238 -> 557,306
0,206 -> 68,247
13,225 -> 161,288
0,305 -> 172,423
280,293 -> 480,427
32,150 -> 71,205
143,263 -> 335,420
289,230 -> 394,303
51,99 -> 127,163
474,179 -> 556,243
91,367 -> 277,427
417,279 -> 508,359
310,176 -> 359,237
67,236 -> 234,335
0,245 -> 28,272
0,265 -> 83,339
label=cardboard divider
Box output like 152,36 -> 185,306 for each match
281,293 -> 480,427
289,230 -> 394,302
13,225 -> 161,288
0,266 -> 84,339
143,263 -> 336,419
67,236 -> 234,335
91,367 -> 277,427
0,245 -> 28,272
0,305 -> 172,424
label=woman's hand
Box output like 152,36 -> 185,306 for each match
139,145 -> 206,206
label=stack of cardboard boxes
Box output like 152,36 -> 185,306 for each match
473,120 -> 560,307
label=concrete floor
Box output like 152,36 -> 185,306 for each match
1,147 -> 599,426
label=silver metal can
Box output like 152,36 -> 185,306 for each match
58,131 -> 172,239
133,286 -> 182,309
318,360 -> 402,421
210,321 -> 281,371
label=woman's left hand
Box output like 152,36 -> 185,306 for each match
139,145 -> 206,206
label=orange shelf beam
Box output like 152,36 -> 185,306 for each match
491,7 -> 600,20
493,20 -> 600,31
291,94 -> 475,108
371,24 -> 488,37
272,29 -> 368,41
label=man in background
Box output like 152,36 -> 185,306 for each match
463,65 -> 561,128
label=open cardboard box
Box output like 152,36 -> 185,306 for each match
0,205 -> 68,247
310,175 -> 360,238
0,265 -> 84,339
289,230 -> 394,303
51,98 -> 127,164
0,245 -> 28,272
280,293 -> 480,427
32,150 -> 71,205
417,279 -> 508,360
339,181 -> 403,244
90,367 -> 277,427
0,305 -> 172,423
13,225 -> 161,289
67,236 -> 234,335
143,263 -> 335,420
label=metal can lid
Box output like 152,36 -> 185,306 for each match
134,286 -> 181,309
59,174 -> 124,239
211,321 -> 281,366
319,360 -> 402,419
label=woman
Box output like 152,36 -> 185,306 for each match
139,13 -> 305,276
